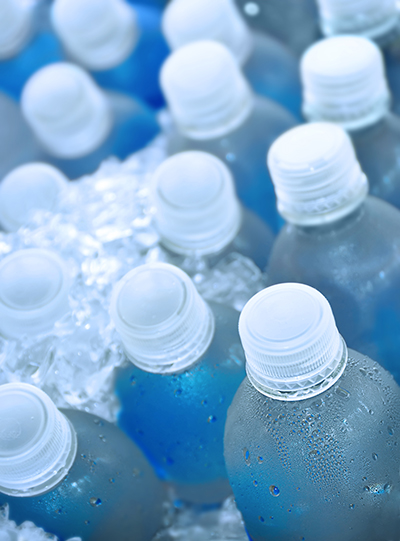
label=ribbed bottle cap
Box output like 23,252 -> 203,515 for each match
21,63 -> 112,159
316,0 -> 399,40
160,40 -> 253,140
239,283 -> 347,401
51,0 -> 138,70
162,0 -> 252,65
267,122 -> 368,225
0,249 -> 70,338
0,383 -> 77,497
0,0 -> 32,59
0,163 -> 68,232
110,263 -> 215,374
152,151 -> 242,255
301,36 -> 390,130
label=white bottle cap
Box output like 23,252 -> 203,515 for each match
267,122 -> 368,225
316,0 -> 399,40
162,0 -> 252,66
0,0 -> 32,60
160,40 -> 253,140
21,63 -> 112,159
51,0 -> 138,71
0,249 -> 70,338
151,151 -> 242,255
0,383 -> 77,497
110,263 -> 215,374
0,163 -> 68,232
301,36 -> 390,130
239,283 -> 347,401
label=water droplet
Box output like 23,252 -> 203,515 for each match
258,515 -> 265,523
98,435 -> 106,443
349,504 -> 355,509
132,468 -> 141,477
388,426 -> 394,435
207,415 -> 217,423
84,520 -> 90,525
335,387 -> 350,399
253,480 -> 258,487
174,389 -> 182,396
364,486 -> 370,492
384,483 -> 392,493
201,399 -> 208,406
269,485 -> 280,497
89,497 -> 102,507
244,2 -> 260,16
109,478 -> 115,483
129,375 -> 136,386
257,456 -> 263,464
372,453 -> 378,461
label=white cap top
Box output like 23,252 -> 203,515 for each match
21,63 -> 112,159
0,383 -> 77,496
316,0 -> 399,40
110,263 -> 215,374
161,40 -> 253,140
0,0 -> 32,60
0,249 -> 70,338
268,122 -> 368,225
239,283 -> 347,400
162,0 -> 252,66
0,163 -> 68,232
152,151 -> 242,255
51,0 -> 138,71
301,36 -> 390,130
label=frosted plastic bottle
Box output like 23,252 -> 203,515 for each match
21,62 -> 160,180
0,0 -> 63,100
266,122 -> 400,383
151,151 -> 274,271
110,262 -> 246,504
0,163 -> 68,232
224,283 -> 400,541
51,0 -> 169,110
301,35 -> 400,209
162,0 -> 302,118
315,0 -> 400,117
234,0 -> 320,57
160,41 -> 297,232
0,383 -> 166,541
0,91 -> 41,180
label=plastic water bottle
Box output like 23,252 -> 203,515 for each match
301,35 -> 400,209
162,0 -> 302,118
151,151 -> 274,271
224,283 -> 400,541
160,40 -> 297,232
266,122 -> 400,383
234,0 -> 320,57
21,62 -> 160,180
0,163 -> 68,232
0,382 -> 166,541
315,0 -> 400,117
51,0 -> 169,110
0,0 -> 63,100
111,262 -> 246,505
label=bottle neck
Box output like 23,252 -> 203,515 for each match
294,198 -> 366,235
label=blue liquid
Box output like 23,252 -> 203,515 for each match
267,197 -> 400,383
40,91 -> 160,179
0,409 -> 166,541
92,4 -> 169,110
244,33 -> 302,119
167,97 -> 297,233
350,114 -> 400,210
224,351 -> 400,541
115,302 -> 246,504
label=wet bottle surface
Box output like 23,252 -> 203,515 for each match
224,351 -> 400,541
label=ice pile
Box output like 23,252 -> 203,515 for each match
0,504 -> 81,541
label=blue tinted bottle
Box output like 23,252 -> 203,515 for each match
0,383 -> 166,541
111,262 -> 246,504
160,40 -> 297,232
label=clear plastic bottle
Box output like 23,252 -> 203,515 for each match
301,35 -> 400,209
0,383 -> 166,541
160,40 -> 297,233
151,151 -> 274,271
0,163 -> 68,232
0,0 -> 64,100
224,283 -> 400,541
162,0 -> 302,118
266,122 -> 400,383
51,0 -> 169,110
110,262 -> 246,504
21,62 -> 160,180
234,0 -> 320,57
